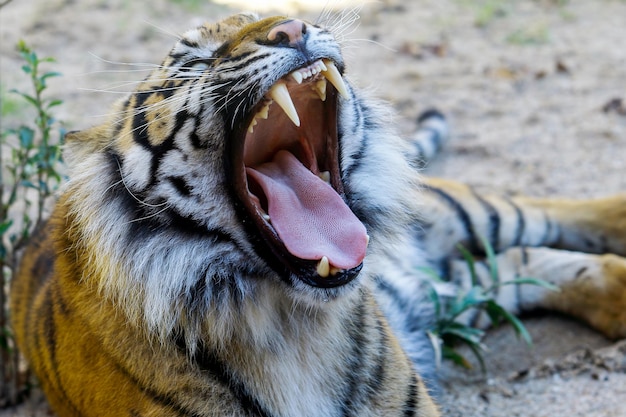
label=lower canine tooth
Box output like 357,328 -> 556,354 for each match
322,60 -> 349,100
318,171 -> 330,183
314,79 -> 327,101
317,256 -> 330,278
268,81 -> 300,127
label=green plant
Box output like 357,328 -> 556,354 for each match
0,40 -> 65,406
426,237 -> 558,372
474,0 -> 509,27
506,23 -> 550,45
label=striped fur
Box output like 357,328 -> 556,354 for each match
11,12 -> 626,417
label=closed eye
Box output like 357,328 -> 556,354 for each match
180,59 -> 213,73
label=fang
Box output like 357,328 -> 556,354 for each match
316,256 -> 330,278
268,81 -> 300,127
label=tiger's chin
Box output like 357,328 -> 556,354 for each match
230,58 -> 369,290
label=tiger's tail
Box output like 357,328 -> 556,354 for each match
408,109 -> 449,167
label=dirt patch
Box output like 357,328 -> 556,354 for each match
1,0 -> 625,415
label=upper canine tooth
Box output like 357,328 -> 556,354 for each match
268,81 -> 300,127
317,256 -> 330,278
321,60 -> 349,100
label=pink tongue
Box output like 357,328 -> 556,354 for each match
246,150 -> 368,270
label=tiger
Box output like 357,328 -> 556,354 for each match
10,12 -> 626,417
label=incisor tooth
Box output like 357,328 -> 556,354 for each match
258,102 -> 270,119
268,82 -> 300,127
322,60 -> 349,99
316,256 -> 330,278
329,266 -> 342,276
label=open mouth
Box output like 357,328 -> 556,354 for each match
231,59 -> 368,288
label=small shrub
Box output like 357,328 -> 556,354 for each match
426,237 -> 558,372
0,40 -> 65,406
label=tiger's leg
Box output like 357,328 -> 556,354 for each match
449,247 -> 626,339
418,179 -> 626,338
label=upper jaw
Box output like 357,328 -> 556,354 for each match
229,58 -> 367,289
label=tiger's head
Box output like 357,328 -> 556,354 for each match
64,13 -> 419,342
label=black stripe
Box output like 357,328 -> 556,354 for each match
368,315 -> 389,400
106,354 -> 197,417
473,191 -> 500,251
167,175 -> 192,197
403,372 -> 419,417
417,108 -> 445,124
411,140 -> 426,167
506,198 -> 526,246
540,211 -> 555,246
220,52 -> 272,73
339,298 -> 367,417
422,184 -> 480,254
34,284 -> 82,415
180,37 -> 199,48
190,346 -> 276,417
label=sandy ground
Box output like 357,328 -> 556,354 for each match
1,0 -> 626,415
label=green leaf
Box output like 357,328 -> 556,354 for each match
442,346 -> 472,369
486,302 -> 532,345
441,322 -> 484,345
20,180 -> 37,189
501,309 -> 533,345
457,243 -> 480,286
0,220 -> 13,235
427,283 -> 442,318
21,64 -> 32,74
41,71 -> 62,81
484,300 -> 506,327
448,286 -> 489,319
499,277 -> 560,292
46,99 -> 63,109
418,266 -> 444,282
466,340 -> 487,373
18,126 -> 35,148
480,236 -> 500,286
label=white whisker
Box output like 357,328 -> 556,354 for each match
113,157 -> 169,209
124,204 -> 172,225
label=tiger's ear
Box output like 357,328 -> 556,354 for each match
64,124 -> 110,167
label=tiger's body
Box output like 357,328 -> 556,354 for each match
10,12 -> 626,417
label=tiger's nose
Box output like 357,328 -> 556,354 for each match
267,19 -> 306,47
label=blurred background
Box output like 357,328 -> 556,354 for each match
1,1 -> 626,416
